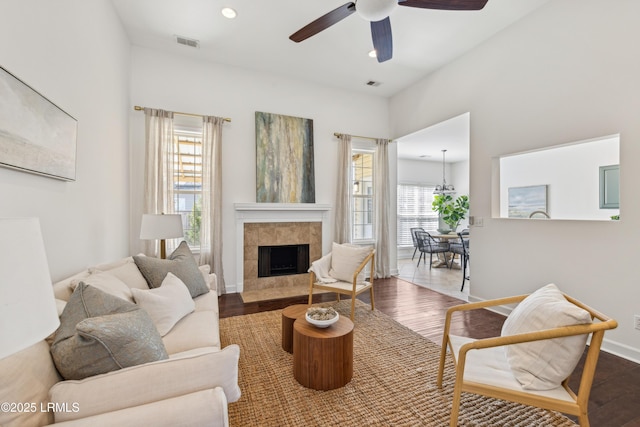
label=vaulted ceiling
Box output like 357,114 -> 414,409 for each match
110,0 -> 549,98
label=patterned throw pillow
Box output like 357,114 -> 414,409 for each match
134,241 -> 209,298
50,283 -> 168,380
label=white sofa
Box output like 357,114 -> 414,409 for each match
0,256 -> 240,427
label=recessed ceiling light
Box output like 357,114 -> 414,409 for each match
368,50 -> 377,58
221,7 -> 237,19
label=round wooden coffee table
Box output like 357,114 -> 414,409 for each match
293,315 -> 354,390
281,304 -> 308,353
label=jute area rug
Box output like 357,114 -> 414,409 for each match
220,300 -> 577,427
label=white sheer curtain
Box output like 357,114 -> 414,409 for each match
374,138 -> 391,278
334,134 -> 352,244
143,108 -> 175,256
200,116 -> 226,295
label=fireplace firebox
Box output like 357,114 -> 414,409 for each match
258,244 -> 310,278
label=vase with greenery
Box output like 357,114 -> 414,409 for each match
432,194 -> 470,233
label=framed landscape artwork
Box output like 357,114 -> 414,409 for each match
0,66 -> 77,181
508,185 -> 548,218
255,111 -> 315,203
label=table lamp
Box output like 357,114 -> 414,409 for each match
0,218 -> 59,360
140,214 -> 184,259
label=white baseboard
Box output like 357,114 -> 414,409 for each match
225,283 -> 238,294
468,295 -> 640,365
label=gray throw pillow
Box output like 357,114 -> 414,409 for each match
133,241 -> 209,298
50,283 -> 169,380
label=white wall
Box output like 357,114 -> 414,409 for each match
500,136 -> 619,220
0,0 -> 131,280
398,158 -> 469,195
129,47 -> 390,291
390,0 -> 640,361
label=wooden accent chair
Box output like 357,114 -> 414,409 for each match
437,284 -> 617,427
308,244 -> 375,321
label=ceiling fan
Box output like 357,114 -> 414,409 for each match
289,0 -> 489,63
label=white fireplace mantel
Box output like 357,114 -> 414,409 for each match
233,203 -> 332,293
235,202 -> 331,212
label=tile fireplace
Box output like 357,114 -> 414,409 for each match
234,203 -> 331,293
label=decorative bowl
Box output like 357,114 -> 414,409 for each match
305,307 -> 339,328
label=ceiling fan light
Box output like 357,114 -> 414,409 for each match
356,0 -> 398,22
368,49 -> 377,58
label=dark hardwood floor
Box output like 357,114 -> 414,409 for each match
219,277 -> 640,427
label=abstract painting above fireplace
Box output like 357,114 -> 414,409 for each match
255,111 -> 315,203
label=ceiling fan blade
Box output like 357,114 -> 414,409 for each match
371,17 -> 393,63
289,2 -> 356,43
398,0 -> 488,11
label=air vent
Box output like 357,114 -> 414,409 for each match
175,35 -> 200,49
366,80 -> 381,87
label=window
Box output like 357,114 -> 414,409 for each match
352,151 -> 374,241
173,131 -> 202,248
397,183 -> 438,246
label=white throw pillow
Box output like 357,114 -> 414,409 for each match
92,262 -> 149,290
501,283 -> 592,390
131,273 -> 195,336
329,242 -> 372,283
70,272 -> 134,302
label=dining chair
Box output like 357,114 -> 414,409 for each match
409,227 -> 424,260
448,229 -> 470,291
415,231 -> 450,269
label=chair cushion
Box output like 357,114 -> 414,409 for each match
134,241 -> 209,298
501,283 -> 592,390
329,242 -> 371,283
50,283 -> 169,380
449,335 -> 575,402
131,273 -> 195,336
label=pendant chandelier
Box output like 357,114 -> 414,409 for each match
433,149 -> 455,195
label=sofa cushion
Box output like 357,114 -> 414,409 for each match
53,269 -> 91,301
162,310 -> 221,354
52,389 -> 229,426
501,283 -> 592,390
70,271 -> 134,302
329,242 -> 371,283
131,273 -> 195,336
193,288 -> 219,313
50,283 -> 168,380
49,345 -> 241,422
92,261 -> 150,290
134,241 -> 209,298
0,341 -> 60,427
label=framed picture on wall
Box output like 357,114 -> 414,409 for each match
0,66 -> 77,181
599,164 -> 619,209
255,111 -> 315,203
508,185 -> 548,218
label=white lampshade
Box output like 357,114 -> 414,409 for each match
140,214 -> 184,240
0,218 -> 59,360
356,0 -> 398,22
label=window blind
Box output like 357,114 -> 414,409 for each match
397,183 -> 438,246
